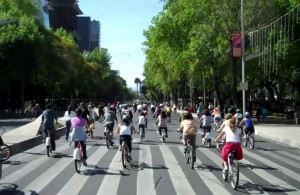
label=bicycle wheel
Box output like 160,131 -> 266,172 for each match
222,162 -> 228,181
248,135 -> 255,150
75,159 -> 82,173
46,146 -> 50,157
106,129 -> 111,149
0,144 -> 11,161
121,142 -> 127,168
190,147 -> 194,169
186,147 -> 191,164
243,134 -> 248,147
230,160 -> 239,190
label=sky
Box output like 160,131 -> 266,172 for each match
78,0 -> 165,89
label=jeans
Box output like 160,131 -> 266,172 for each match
158,127 -> 168,136
65,120 -> 71,140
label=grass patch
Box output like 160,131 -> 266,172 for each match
55,122 -> 64,129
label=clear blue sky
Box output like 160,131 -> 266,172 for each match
78,0 -> 165,89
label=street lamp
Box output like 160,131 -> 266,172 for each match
241,0 -> 246,114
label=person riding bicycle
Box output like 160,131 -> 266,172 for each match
136,112 -> 146,136
154,104 -> 162,119
165,103 -> 172,122
121,105 -> 133,123
214,116 -> 243,172
234,109 -> 243,127
115,116 -> 137,160
199,110 -> 212,143
239,112 -> 255,136
156,111 -> 169,138
70,108 -> 88,166
177,112 -> 197,159
103,106 -> 118,144
41,104 -> 58,151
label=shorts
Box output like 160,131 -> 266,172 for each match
221,142 -> 243,161
244,126 -> 255,134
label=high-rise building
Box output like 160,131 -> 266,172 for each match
77,16 -> 91,52
35,0 -> 50,28
46,0 -> 83,32
90,20 -> 100,51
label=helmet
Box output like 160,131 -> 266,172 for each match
245,112 -> 250,117
159,103 -> 163,107
236,109 -> 241,113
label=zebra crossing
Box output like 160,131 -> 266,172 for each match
0,135 -> 299,195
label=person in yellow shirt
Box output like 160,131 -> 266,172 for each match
166,104 -> 172,122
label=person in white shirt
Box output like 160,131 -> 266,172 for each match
136,112 -> 146,136
115,116 -> 137,160
64,106 -> 76,141
214,116 -> 243,172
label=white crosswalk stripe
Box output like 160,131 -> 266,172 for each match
1,141 -> 300,195
57,145 -> 104,195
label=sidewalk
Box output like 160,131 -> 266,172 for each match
2,116 -> 66,155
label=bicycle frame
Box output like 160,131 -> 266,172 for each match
222,150 -> 239,190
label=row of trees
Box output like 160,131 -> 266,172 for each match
143,0 -> 300,112
0,0 -> 134,112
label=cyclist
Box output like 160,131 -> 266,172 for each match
214,116 -> 243,172
70,108 -> 88,166
156,111 -> 169,138
103,106 -> 118,144
115,116 -> 137,160
87,103 -> 97,135
199,110 -> 212,143
165,103 -> 172,122
121,105 -> 133,123
154,104 -> 162,119
234,109 -> 243,127
177,112 -> 197,158
136,112 -> 146,136
239,112 -> 255,136
142,107 -> 148,128
217,113 -> 233,133
41,104 -> 58,151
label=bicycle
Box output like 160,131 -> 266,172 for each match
45,130 -> 52,157
0,126 -> 12,161
139,125 -> 145,142
243,129 -> 255,150
73,141 -> 85,173
221,149 -> 240,190
159,128 -> 167,143
121,137 -> 131,168
104,123 -> 113,149
184,138 -> 195,169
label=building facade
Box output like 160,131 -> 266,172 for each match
90,20 -> 100,51
77,16 -> 91,52
46,0 -> 83,32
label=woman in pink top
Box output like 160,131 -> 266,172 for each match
156,111 -> 169,138
71,108 -> 88,166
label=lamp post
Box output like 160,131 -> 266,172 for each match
241,0 -> 246,114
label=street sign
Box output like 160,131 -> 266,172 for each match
240,82 -> 248,90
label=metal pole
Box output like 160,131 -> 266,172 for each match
241,0 -> 246,114
203,75 -> 206,106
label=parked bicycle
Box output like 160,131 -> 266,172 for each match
219,146 -> 240,190
73,141 -> 85,173
121,137 -> 131,168
0,126 -> 12,161
184,138 -> 195,169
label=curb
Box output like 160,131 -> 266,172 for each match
9,126 -> 66,156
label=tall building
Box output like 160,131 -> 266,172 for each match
90,20 -> 100,51
35,0 -> 50,28
77,16 -> 91,52
46,0 -> 83,32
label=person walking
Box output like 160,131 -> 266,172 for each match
64,106 -> 76,141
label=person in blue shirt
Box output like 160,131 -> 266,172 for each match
239,112 -> 255,135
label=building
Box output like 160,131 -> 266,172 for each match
77,16 -> 91,52
46,0 -> 83,32
35,0 -> 50,28
90,20 -> 101,51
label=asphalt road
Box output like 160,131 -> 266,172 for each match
0,111 -> 299,195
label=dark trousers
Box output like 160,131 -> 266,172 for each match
158,127 -> 168,136
65,120 -> 71,140
119,135 -> 132,153
138,124 -> 145,134
74,141 -> 87,159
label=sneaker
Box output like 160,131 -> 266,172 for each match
159,135 -> 162,138
82,159 -> 87,166
137,131 -> 140,134
104,132 -> 106,136
110,141 -> 114,145
119,145 -> 122,151
223,167 -> 228,173
165,135 -> 168,138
